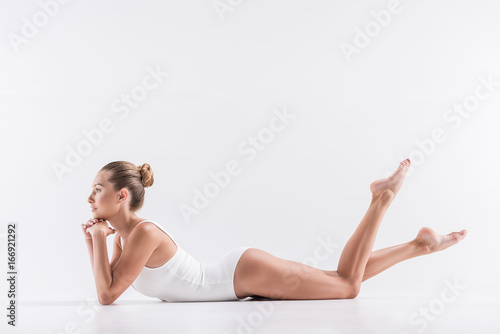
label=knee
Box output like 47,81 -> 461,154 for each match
344,280 -> 361,299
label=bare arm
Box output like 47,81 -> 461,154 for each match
81,220 -> 96,274
85,238 -> 95,275
82,219 -> 119,303
110,234 -> 123,270
92,231 -> 113,304
101,223 -> 159,305
83,225 -> 121,273
84,220 -> 159,305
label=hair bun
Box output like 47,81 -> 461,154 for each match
138,163 -> 154,188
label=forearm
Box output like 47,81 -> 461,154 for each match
92,232 -> 112,302
85,238 -> 95,275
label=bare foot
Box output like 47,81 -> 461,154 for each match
370,159 -> 411,199
414,227 -> 468,253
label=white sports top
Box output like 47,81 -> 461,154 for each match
121,220 -> 250,302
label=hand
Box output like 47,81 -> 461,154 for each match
81,219 -> 107,240
86,219 -> 116,238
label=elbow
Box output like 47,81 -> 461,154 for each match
98,296 -> 111,305
98,293 -> 114,305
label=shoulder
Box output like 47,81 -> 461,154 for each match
135,221 -> 158,232
129,222 -> 161,241
120,223 -> 162,255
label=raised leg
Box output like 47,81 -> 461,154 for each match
361,240 -> 423,281
336,159 -> 411,293
234,225 -> 468,301
324,240 -> 425,282
234,159 -> 414,300
324,227 -> 468,282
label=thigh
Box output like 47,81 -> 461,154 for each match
234,248 -> 353,300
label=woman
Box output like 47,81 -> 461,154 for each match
82,159 -> 467,305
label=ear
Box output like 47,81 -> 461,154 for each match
117,188 -> 129,203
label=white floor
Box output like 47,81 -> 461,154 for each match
5,293 -> 498,334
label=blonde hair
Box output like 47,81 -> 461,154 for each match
100,161 -> 154,211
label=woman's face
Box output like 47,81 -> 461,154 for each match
88,171 -> 122,219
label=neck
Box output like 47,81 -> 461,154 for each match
105,210 -> 145,241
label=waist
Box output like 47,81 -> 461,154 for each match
134,247 -> 205,286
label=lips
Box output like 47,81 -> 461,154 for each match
91,207 -> 97,211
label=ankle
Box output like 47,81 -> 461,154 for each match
371,189 -> 395,205
409,239 -> 431,255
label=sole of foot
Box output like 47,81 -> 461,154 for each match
415,227 -> 468,253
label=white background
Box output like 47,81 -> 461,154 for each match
0,0 -> 499,304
